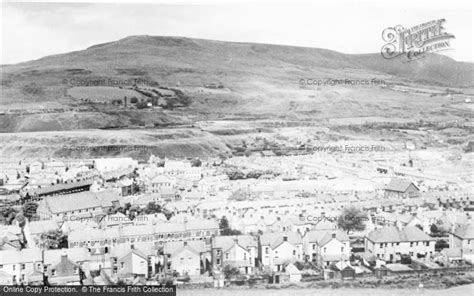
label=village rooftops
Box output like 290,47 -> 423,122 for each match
367,226 -> 435,243
68,219 -> 219,242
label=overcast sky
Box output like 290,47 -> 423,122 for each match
1,0 -> 473,64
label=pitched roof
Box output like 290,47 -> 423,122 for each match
27,220 -> 58,235
110,244 -> 149,260
306,230 -> 349,246
385,178 -> 418,192
163,240 -> 206,256
44,248 -> 90,266
0,248 -> 42,265
452,223 -> 474,239
212,235 -> 257,251
260,232 -> 302,249
28,179 -> 93,196
42,192 -> 101,214
367,226 -> 434,243
42,190 -> 119,214
185,218 -> 219,231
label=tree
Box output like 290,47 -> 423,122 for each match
223,265 -> 240,280
22,202 -> 38,221
143,202 -> 162,215
40,230 -> 68,249
337,206 -> 367,233
191,158 -> 202,167
430,223 -> 440,234
0,206 -> 19,225
219,216 -> 242,236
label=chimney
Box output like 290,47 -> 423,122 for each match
233,237 -> 239,244
60,251 -> 68,264
332,233 -> 336,239
131,244 -> 134,250
283,236 -> 288,242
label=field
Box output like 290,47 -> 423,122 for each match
66,86 -> 147,102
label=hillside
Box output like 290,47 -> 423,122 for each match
0,35 -> 473,134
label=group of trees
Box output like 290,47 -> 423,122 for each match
219,216 -> 242,236
0,202 -> 38,225
337,206 -> 367,233
225,169 -> 276,181
39,230 -> 68,249
108,201 -> 172,221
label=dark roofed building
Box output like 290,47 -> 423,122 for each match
384,178 -> 419,199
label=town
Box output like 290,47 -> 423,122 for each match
0,145 -> 472,289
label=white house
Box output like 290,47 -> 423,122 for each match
259,232 -> 303,272
163,240 -> 206,276
304,230 -> 350,267
212,235 -> 257,274
366,226 -> 436,262
449,222 -> 474,254
0,248 -> 43,285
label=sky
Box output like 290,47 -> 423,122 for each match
1,0 -> 473,65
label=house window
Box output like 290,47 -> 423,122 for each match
225,253 -> 229,260
341,247 -> 344,252
113,267 -> 117,274
216,250 -> 221,256
243,253 -> 247,260
216,259 -> 221,265
380,243 -> 383,248
37,263 -> 41,269
121,262 -> 124,269
21,264 -> 25,270
265,247 -> 269,254
74,267 -> 78,275
113,258 -> 117,264
323,248 -> 326,253
12,265 -> 15,271
52,269 -> 56,276
312,244 -> 316,250
410,242 -> 413,247
425,242 -> 429,246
